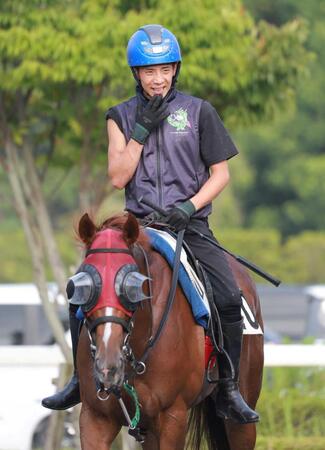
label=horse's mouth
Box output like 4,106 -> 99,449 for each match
95,365 -> 125,390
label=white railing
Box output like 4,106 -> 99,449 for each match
1,344 -> 325,367
264,344 -> 325,367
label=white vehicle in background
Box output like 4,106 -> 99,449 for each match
0,283 -> 75,450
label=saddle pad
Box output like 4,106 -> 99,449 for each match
146,228 -> 263,336
146,227 -> 210,329
241,295 -> 263,335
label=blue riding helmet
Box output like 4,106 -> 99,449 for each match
127,24 -> 182,67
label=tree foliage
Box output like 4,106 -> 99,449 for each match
0,0 -> 310,131
0,0 -> 315,286
2,225 -> 325,284
0,0 -> 312,226
236,0 -> 324,236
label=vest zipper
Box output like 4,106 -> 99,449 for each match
156,128 -> 163,207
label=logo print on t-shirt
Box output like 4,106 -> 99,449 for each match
167,108 -> 191,131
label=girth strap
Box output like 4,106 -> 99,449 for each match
87,316 -> 130,334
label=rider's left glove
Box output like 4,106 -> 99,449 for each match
165,200 -> 196,232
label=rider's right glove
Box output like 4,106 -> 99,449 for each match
131,95 -> 169,145
165,200 -> 196,232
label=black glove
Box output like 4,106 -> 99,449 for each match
131,95 -> 169,144
164,200 -> 196,232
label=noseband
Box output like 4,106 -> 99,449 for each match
87,315 -> 131,335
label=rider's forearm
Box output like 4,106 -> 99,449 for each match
190,162 -> 230,211
108,139 -> 144,189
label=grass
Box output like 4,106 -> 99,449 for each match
257,367 -> 325,438
256,436 -> 325,450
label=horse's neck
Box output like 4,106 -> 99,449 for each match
132,250 -> 189,353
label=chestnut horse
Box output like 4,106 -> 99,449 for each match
74,212 -> 263,450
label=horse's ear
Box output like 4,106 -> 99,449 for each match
78,213 -> 97,246
122,213 -> 139,246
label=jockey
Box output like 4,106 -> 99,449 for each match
42,24 -> 259,424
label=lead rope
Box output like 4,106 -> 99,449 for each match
97,383 -> 144,443
110,383 -> 143,441
122,382 -> 141,429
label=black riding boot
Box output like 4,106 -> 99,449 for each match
214,318 -> 259,424
42,306 -> 81,410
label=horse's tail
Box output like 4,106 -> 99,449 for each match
187,395 -> 230,450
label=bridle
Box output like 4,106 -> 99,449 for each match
84,244 -> 152,382
83,231 -> 184,443
80,243 -> 150,442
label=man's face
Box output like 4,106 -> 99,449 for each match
137,63 -> 177,98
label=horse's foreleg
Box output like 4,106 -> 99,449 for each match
141,431 -> 159,450
79,404 -> 121,450
225,422 -> 256,450
158,407 -> 188,450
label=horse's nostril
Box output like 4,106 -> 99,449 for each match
108,366 -> 117,376
101,367 -> 110,377
95,362 -> 117,378
94,354 -> 125,385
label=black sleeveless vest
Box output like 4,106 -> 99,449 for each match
114,90 -> 211,218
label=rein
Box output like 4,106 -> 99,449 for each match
138,229 -> 185,364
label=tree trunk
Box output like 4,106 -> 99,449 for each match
45,363 -> 72,450
21,141 -> 68,297
4,138 -> 72,363
79,123 -> 114,216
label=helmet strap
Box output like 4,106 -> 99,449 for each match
131,67 -> 140,84
172,62 -> 181,85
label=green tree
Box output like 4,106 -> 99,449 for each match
237,0 -> 324,236
0,0 -> 312,289
0,0 -> 311,233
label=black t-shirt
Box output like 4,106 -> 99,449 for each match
105,99 -> 238,167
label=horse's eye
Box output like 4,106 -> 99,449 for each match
67,265 -> 102,312
115,264 -> 150,311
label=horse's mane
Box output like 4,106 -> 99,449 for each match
77,212 -> 150,250
99,213 -> 133,231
